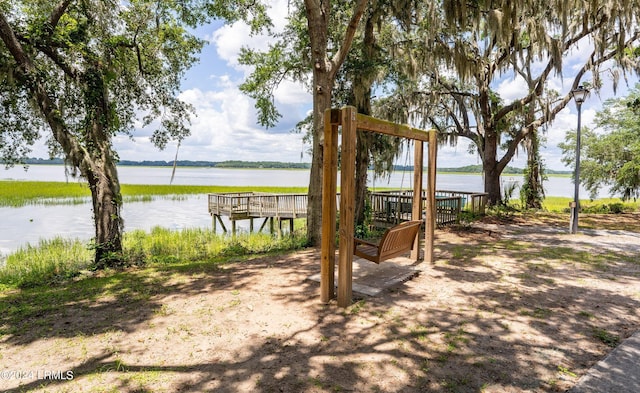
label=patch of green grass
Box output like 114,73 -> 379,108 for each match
557,365 -> 577,378
526,261 -> 554,273
488,239 -> 622,271
519,307 -> 552,319
410,324 -> 434,341
542,197 -> 639,213
441,375 -> 471,391
443,326 -> 470,352
0,180 -> 89,205
578,310 -> 595,319
500,240 -> 530,251
349,300 -> 366,314
592,327 -> 620,347
0,238 -> 93,288
0,180 -> 307,207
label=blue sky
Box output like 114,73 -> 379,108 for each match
114,3 -> 314,165
30,1 -> 635,171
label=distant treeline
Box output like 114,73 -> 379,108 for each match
394,164 -> 570,175
15,158 -> 570,174
18,157 -> 311,169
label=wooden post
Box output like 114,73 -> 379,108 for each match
259,217 -> 269,232
412,140 -> 424,261
425,130 -> 438,263
338,106 -> 357,307
217,215 -> 228,233
321,109 -> 339,302
212,215 -> 217,233
250,218 -> 254,233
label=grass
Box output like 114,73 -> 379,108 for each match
0,180 -> 307,207
592,327 -> 621,347
0,238 -> 93,290
542,196 -> 639,213
0,227 -> 307,290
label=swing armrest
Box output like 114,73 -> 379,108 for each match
353,237 -> 378,248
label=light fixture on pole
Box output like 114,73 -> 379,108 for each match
569,85 -> 589,234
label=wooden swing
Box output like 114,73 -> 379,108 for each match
354,220 -> 423,263
320,106 -> 437,307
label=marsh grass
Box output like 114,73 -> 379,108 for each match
542,196 -> 639,213
0,228 -> 307,290
0,180 -> 307,207
0,238 -> 93,289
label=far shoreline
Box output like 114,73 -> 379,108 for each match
4,163 -> 572,177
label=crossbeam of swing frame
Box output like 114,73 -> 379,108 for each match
320,107 -> 438,307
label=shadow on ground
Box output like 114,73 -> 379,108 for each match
1,222 -> 639,393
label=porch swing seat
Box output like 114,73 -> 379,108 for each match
353,220 -> 422,264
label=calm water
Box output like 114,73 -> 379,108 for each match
0,165 -> 606,256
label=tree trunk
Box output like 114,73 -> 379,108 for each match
353,10 -> 376,228
523,130 -> 544,209
86,157 -> 123,267
482,126 -> 502,205
354,131 -> 370,226
79,68 -> 125,267
304,0 -> 367,245
307,71 -> 333,246
484,163 -> 502,206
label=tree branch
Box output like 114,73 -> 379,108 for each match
329,0 -> 368,80
498,31 -> 640,172
494,19 -> 607,122
49,0 -> 73,30
0,11 -> 85,168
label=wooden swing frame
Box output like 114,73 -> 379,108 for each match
320,106 -> 438,307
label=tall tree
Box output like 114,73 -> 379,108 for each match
0,0 -> 268,266
240,0 -> 368,245
334,1 -> 420,226
392,0 -> 640,205
560,85 -> 640,200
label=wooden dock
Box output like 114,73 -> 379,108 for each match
208,190 -> 487,235
208,192 -> 307,235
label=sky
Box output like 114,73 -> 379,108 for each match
29,2 -> 637,171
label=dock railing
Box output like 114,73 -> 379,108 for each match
435,190 -> 487,215
208,192 -> 308,219
247,194 -> 308,218
369,189 -> 487,226
208,192 -> 256,219
208,190 -> 486,229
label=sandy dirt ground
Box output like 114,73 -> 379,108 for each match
1,214 -> 639,392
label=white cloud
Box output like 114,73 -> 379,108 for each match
273,80 -> 310,106
124,81 -> 300,162
209,0 -> 291,72
110,1 -> 313,164
496,75 -> 528,103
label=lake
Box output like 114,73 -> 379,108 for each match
0,165 -> 606,256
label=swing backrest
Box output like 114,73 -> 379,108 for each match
354,220 -> 422,263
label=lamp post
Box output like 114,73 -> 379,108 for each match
570,85 -> 589,234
